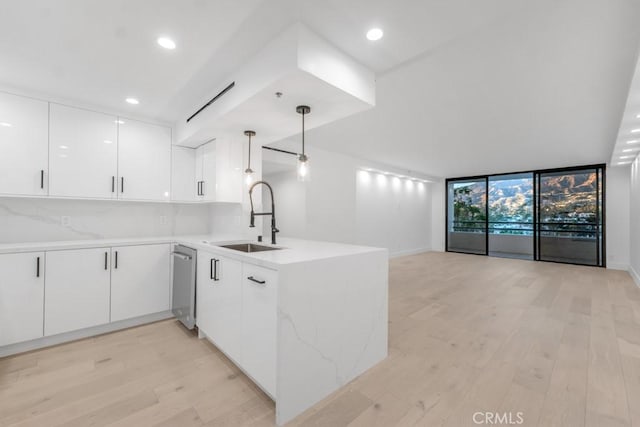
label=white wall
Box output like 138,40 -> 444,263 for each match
0,198 -> 210,243
262,146 -> 433,257
606,167 -> 631,270
630,158 -> 640,284
262,170 -> 307,240
430,180 -> 446,252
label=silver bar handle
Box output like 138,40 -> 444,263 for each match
171,252 -> 192,261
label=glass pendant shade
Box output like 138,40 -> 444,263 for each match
244,130 -> 256,187
297,154 -> 310,182
245,167 -> 254,186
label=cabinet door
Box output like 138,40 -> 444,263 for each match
215,138 -> 243,203
0,92 -> 49,196
195,144 -> 204,197
171,146 -> 197,202
49,104 -> 118,199
201,141 -> 217,202
110,244 -> 171,322
0,252 -> 45,346
196,251 -> 242,362
241,263 -> 277,396
118,119 -> 171,201
45,248 -> 111,336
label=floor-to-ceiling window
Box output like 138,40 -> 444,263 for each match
488,173 -> 534,260
446,178 -> 488,255
536,166 -> 605,266
446,165 -> 605,267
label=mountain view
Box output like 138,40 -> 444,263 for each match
451,172 -> 600,236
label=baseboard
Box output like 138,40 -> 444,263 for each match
607,262 -> 630,271
389,247 -> 431,258
0,311 -> 173,358
630,265 -> 640,288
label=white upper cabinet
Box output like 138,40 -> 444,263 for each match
0,92 -> 49,196
171,146 -> 197,202
195,141 -> 217,202
0,252 -> 45,346
215,138 -> 243,203
117,119 -> 171,201
49,104 -> 118,199
193,138 -> 243,203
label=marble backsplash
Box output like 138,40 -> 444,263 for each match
0,197 -> 211,243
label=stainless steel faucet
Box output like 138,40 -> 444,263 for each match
248,181 -> 279,245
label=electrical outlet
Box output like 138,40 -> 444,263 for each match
61,216 -> 71,226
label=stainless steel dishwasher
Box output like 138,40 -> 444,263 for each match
171,245 -> 197,329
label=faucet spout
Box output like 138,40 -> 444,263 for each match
248,180 -> 279,244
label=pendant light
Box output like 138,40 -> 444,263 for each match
244,130 -> 256,186
296,105 -> 311,182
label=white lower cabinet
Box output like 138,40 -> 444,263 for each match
196,254 -> 278,397
241,263 -> 277,396
0,252 -> 45,346
196,251 -> 243,362
110,244 -> 171,322
45,248 -> 111,336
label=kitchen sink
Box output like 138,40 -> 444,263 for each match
218,243 -> 282,253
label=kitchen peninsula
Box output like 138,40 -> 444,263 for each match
0,234 -> 388,425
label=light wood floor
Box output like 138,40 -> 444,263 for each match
2,252 -> 640,427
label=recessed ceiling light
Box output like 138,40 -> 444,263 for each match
623,148 -> 639,152
631,128 -> 640,133
620,155 -> 634,159
636,113 -> 640,118
366,28 -> 384,41
103,140 -> 113,144
115,119 -> 125,125
125,98 -> 139,105
627,140 -> 640,144
0,122 -> 12,127
157,37 -> 176,50
59,145 -> 68,149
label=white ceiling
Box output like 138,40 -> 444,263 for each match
0,0 -> 263,122
1,0 -> 639,178
0,0 -> 522,123
300,0 -> 640,178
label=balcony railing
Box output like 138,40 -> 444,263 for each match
451,220 -> 601,238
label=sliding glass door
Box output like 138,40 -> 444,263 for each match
446,178 -> 487,255
536,167 -> 604,266
446,165 -> 605,267
488,173 -> 534,260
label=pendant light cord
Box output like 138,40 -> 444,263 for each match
247,134 -> 252,169
302,111 -> 305,156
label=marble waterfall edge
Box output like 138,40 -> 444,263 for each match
275,249 -> 389,425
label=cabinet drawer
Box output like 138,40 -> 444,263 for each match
241,263 -> 277,397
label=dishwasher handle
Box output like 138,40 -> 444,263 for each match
171,252 -> 192,261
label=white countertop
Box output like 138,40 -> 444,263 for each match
0,234 -> 386,268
